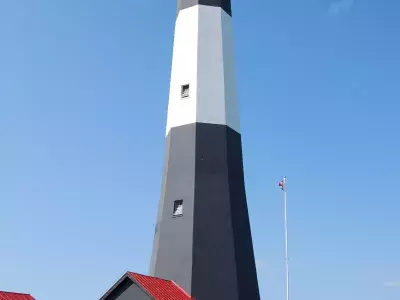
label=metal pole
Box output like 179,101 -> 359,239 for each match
283,177 -> 289,300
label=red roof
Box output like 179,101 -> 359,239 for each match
128,272 -> 195,300
0,292 -> 35,300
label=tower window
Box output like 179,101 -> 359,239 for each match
173,200 -> 183,217
181,84 -> 190,98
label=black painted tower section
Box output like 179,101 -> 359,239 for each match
178,0 -> 232,16
150,124 -> 260,300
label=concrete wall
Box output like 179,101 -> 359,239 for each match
150,123 -> 261,300
150,2 -> 260,300
149,124 -> 196,293
165,6 -> 240,136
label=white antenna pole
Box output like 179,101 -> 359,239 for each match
283,176 -> 289,300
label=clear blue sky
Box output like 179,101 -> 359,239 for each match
0,0 -> 399,299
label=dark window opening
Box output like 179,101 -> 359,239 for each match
181,84 -> 190,98
173,200 -> 183,217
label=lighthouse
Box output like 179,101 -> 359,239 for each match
149,1 -> 261,299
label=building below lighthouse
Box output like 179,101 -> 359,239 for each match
99,1 -> 260,300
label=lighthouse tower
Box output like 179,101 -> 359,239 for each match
149,1 -> 261,300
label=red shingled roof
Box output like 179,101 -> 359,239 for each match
128,272 -> 195,300
0,292 -> 35,300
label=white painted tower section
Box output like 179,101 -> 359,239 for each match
166,5 -> 240,136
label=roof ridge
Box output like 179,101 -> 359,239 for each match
127,271 -> 194,300
0,291 -> 31,296
128,272 -> 172,283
